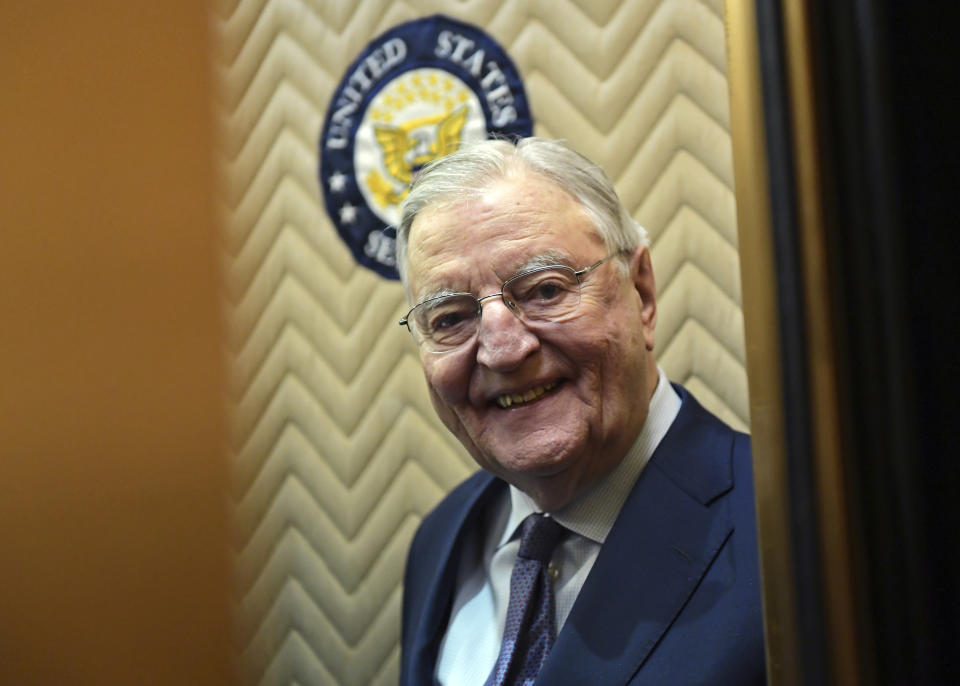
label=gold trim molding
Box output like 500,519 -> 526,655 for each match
725,3 -> 798,684
726,2 -> 861,684
780,4 -> 860,684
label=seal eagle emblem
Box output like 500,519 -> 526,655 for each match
320,15 -> 533,279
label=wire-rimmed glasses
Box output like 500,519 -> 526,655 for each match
399,251 -> 623,353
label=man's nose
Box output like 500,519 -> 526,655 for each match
475,296 -> 540,370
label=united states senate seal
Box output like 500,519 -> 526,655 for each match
319,15 -> 533,279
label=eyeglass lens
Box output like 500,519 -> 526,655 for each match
411,266 -> 582,350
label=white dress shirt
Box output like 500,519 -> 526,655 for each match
435,368 -> 682,685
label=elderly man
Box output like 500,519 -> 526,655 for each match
396,138 -> 765,685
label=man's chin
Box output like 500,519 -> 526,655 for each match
472,443 -> 592,509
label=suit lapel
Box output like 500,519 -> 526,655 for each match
406,472 -> 504,684
538,388 -> 736,684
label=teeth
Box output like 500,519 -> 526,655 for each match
496,381 -> 558,409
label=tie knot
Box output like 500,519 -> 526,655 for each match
517,513 -> 565,563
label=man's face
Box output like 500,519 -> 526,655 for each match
405,172 -> 659,511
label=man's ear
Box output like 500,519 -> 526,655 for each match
629,246 -> 657,351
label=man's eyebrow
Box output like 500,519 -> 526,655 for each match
515,250 -> 574,273
414,286 -> 463,305
413,250 -> 575,304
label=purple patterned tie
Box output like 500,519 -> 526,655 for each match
485,513 -> 566,686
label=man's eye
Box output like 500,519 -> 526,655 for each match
516,277 -> 569,303
534,282 -> 562,300
431,311 -> 466,331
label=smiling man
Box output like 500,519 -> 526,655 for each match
396,138 -> 766,685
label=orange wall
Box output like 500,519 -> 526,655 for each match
0,3 -> 231,684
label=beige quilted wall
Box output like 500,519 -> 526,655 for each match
217,1 -> 747,684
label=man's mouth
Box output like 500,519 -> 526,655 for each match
495,380 -> 560,409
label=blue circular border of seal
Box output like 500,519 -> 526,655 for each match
319,14 -> 534,281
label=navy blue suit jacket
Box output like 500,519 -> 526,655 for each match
401,385 -> 766,685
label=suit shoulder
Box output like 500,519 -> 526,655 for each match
656,385 -> 755,505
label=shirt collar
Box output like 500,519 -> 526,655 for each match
499,367 -> 682,547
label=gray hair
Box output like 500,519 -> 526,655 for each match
395,137 -> 648,290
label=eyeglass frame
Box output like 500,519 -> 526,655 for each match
398,249 -> 626,351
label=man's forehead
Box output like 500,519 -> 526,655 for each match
409,180 -> 587,245
408,171 -> 576,235
404,173 -> 601,296
407,233 -> 604,306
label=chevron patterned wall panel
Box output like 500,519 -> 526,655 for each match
215,1 -> 745,684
